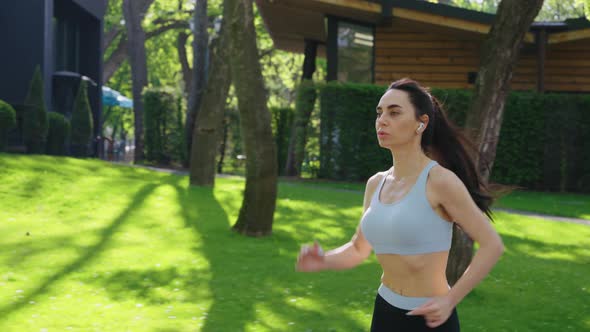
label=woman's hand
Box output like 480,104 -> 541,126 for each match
406,296 -> 455,328
296,241 -> 325,272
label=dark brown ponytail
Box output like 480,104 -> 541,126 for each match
388,78 -> 494,220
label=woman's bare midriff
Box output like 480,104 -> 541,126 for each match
377,251 -> 450,297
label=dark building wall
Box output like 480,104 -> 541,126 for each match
72,0 -> 107,18
0,0 -> 49,105
53,0 -> 105,151
0,0 -> 105,155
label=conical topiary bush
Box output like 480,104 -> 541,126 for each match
70,81 -> 94,157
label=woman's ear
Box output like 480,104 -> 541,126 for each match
419,114 -> 430,129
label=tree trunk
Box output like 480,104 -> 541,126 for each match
122,0 -> 154,163
285,40 -> 317,176
103,36 -> 128,84
217,110 -> 230,174
466,0 -> 544,180
189,28 -> 231,186
285,80 -> 317,177
447,0 -> 544,286
176,31 -> 192,96
228,0 -> 278,236
103,27 -> 122,51
185,0 -> 209,167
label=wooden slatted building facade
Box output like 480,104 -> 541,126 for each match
256,0 -> 590,92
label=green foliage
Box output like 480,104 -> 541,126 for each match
490,92 -> 546,188
23,66 -> 49,154
70,81 -> 94,157
318,82 -> 390,180
444,0 -> 588,21
46,112 -> 71,156
305,82 -> 590,192
143,86 -> 183,165
0,100 -> 17,151
270,107 -> 294,175
103,64 -> 134,139
430,88 -> 473,127
492,93 -> 590,193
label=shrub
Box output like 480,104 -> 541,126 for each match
46,112 -> 71,156
143,87 -> 183,165
70,81 -> 94,157
0,100 -> 17,151
23,66 -> 48,154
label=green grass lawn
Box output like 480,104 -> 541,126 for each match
494,190 -> 590,220
280,178 -> 590,221
1,153 -> 589,331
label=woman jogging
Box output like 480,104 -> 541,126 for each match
296,78 -> 504,331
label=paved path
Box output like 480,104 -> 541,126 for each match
492,208 -> 590,226
112,162 -> 590,226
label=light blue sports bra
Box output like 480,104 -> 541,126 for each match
360,160 -> 453,255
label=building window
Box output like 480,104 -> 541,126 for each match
53,17 -> 80,72
337,21 -> 374,83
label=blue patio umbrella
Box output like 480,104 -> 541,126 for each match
102,86 -> 133,108
116,94 -> 133,108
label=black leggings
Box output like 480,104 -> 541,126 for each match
370,293 -> 460,332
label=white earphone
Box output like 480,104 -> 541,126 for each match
417,123 -> 424,132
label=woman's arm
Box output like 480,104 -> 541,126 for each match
434,167 -> 504,306
436,170 -> 504,306
407,167 -> 504,327
296,173 -> 381,272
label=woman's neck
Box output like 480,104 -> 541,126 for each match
390,148 -> 430,179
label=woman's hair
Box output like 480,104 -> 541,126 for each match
388,78 -> 494,220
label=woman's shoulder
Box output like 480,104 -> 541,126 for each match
428,163 -> 466,193
365,168 -> 391,192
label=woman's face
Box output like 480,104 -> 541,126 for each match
375,89 -> 423,148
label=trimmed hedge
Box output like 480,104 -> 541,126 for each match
70,81 -> 94,157
306,82 -> 590,193
143,87 -> 183,165
318,82 -> 389,180
46,112 -> 70,156
0,100 -> 17,151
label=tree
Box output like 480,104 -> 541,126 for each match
103,0 -> 189,84
228,0 -> 278,236
123,0 -> 154,162
284,80 -> 316,176
446,0 -> 544,286
189,3 -> 231,186
185,0 -> 210,166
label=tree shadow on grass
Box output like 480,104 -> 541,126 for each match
460,231 -> 590,331
0,182 -> 160,317
172,182 -> 372,332
85,266 -> 211,306
0,171 -> 179,272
